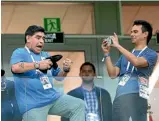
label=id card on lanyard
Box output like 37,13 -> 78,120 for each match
139,76 -> 149,99
85,101 -> 99,121
118,46 -> 147,87
25,46 -> 52,90
83,89 -> 99,121
87,113 -> 99,121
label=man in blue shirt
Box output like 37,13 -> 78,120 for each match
10,25 -> 85,121
101,20 -> 158,121
61,62 -> 112,121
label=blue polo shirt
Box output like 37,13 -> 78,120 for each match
10,48 -> 62,114
115,47 -> 158,98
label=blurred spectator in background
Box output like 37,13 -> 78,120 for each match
1,69 -> 22,121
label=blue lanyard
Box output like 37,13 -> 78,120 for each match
126,46 -> 147,73
25,46 -> 45,74
25,46 -> 44,62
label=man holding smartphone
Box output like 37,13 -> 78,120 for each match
101,20 -> 158,121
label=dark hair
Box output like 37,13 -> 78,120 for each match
133,20 -> 153,45
80,62 -> 96,73
25,25 -> 45,43
1,69 -> 5,76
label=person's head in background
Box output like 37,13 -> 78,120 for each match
79,62 -> 96,85
25,25 -> 45,54
1,69 -> 5,77
1,69 -> 6,91
130,20 -> 153,45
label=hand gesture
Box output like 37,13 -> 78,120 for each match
63,58 -> 72,72
39,59 -> 53,70
101,39 -> 111,54
111,33 -> 120,48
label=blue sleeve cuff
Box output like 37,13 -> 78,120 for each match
52,68 -> 65,81
52,67 -> 61,76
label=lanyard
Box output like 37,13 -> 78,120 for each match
25,46 -> 44,74
25,46 -> 43,62
126,46 -> 147,73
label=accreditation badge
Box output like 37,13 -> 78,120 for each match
118,74 -> 130,86
139,77 -> 149,99
40,76 -> 52,90
86,113 -> 99,121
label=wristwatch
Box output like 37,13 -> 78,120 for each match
34,62 -> 40,69
102,53 -> 110,62
63,67 -> 70,73
104,53 -> 110,58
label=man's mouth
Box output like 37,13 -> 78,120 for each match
36,45 -> 43,49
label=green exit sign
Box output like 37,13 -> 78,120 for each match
44,18 -> 61,32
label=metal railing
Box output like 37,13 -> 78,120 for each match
64,34 -> 157,39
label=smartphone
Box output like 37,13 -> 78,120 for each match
103,36 -> 113,46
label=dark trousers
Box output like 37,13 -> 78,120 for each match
112,93 -> 147,121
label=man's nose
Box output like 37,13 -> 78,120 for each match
84,72 -> 89,76
40,38 -> 44,43
130,32 -> 135,36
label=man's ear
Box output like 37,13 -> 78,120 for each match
144,31 -> 148,38
26,35 -> 31,43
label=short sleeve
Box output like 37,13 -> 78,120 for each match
10,48 -> 26,65
51,67 -> 61,76
142,50 -> 158,67
41,51 -> 50,58
52,67 -> 64,81
115,55 -> 122,68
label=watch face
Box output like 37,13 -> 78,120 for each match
35,62 -> 39,69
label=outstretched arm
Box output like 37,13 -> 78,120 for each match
111,33 -> 149,68
55,58 -> 72,81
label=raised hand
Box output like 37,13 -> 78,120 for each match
110,33 -> 120,48
63,58 -> 72,72
101,39 -> 111,54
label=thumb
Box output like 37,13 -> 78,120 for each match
114,32 -> 117,37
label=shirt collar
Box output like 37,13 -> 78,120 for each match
81,84 -> 96,92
